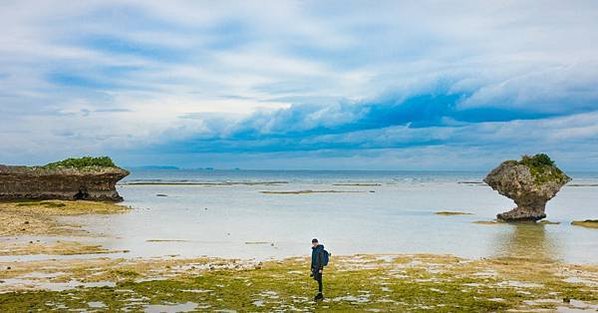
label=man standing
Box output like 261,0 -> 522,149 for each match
310,238 -> 325,301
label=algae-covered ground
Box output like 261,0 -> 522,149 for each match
0,241 -> 127,256
572,220 -> 598,229
434,211 -> 473,216
0,254 -> 596,312
0,200 -> 130,256
0,200 -> 130,236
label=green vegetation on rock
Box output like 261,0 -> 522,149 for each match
43,156 -> 117,169
512,154 -> 569,185
520,153 -> 555,168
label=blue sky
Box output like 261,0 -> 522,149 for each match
1,1 -> 598,170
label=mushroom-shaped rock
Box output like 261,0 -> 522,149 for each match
484,154 -> 570,222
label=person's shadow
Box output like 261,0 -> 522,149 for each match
491,223 -> 562,262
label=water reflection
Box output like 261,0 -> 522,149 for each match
492,223 -> 562,261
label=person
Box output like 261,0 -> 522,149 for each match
310,238 -> 325,301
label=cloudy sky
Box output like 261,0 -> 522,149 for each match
1,1 -> 598,170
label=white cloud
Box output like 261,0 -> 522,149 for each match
1,0 -> 598,168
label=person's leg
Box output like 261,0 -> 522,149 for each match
313,272 -> 324,300
317,273 -> 323,293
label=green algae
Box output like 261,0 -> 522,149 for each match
435,211 -> 473,216
473,220 -> 504,225
15,201 -> 66,208
0,256 -> 595,312
537,220 -> 560,225
571,219 -> 598,229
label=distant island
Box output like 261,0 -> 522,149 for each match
127,165 -> 181,170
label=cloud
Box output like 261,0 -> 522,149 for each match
153,86 -> 596,154
1,1 -> 598,169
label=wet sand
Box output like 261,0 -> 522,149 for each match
0,200 -> 129,236
0,201 -> 130,257
0,240 -> 127,256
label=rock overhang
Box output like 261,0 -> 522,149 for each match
0,158 -> 129,202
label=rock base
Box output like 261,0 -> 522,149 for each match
497,207 -> 547,222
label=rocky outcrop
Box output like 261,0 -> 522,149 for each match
484,154 -> 570,222
0,163 -> 129,202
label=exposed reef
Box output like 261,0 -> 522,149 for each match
484,154 -> 570,222
0,157 -> 129,202
571,220 -> 598,229
0,254 -> 596,311
260,190 -> 365,195
434,211 -> 473,216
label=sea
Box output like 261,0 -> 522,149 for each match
40,170 -> 598,264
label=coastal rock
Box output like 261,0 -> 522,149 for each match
483,154 -> 570,222
0,157 -> 129,202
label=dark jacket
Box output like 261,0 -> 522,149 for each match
311,244 -> 325,272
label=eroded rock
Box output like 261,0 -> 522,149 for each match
484,154 -> 570,222
0,157 -> 129,202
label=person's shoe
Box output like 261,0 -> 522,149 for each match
314,292 -> 324,301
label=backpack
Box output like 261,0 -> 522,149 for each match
320,249 -> 330,266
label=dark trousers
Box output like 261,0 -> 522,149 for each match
313,271 -> 323,293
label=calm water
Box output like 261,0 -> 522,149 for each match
53,170 -> 598,263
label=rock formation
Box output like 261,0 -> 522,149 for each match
484,154 -> 571,222
0,157 -> 129,202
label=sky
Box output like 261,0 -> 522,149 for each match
1,0 -> 598,171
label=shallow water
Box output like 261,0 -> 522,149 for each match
144,302 -> 198,313
63,170 -> 598,263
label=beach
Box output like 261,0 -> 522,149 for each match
0,170 -> 597,311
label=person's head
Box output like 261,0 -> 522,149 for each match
311,238 -> 319,247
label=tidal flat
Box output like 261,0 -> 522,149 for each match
0,170 -> 597,311
0,200 -> 130,236
0,254 -> 596,312
0,200 -> 130,256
